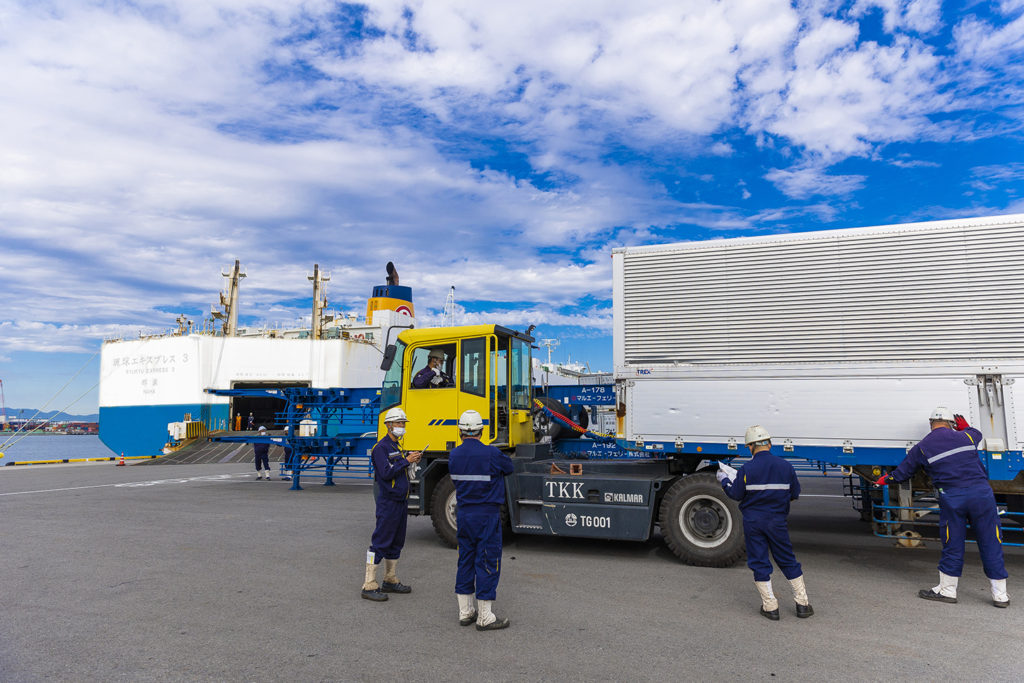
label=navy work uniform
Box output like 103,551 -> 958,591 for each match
888,422 -> 1008,590
723,452 -> 803,584
412,365 -> 452,388
449,439 -> 514,604
721,425 -> 812,621
252,439 -> 270,479
368,433 -> 413,565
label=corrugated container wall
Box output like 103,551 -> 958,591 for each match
613,214 -> 1024,368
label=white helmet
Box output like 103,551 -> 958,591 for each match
458,409 -> 484,433
428,348 -> 445,360
929,406 -> 954,422
383,407 -> 408,423
744,425 -> 771,445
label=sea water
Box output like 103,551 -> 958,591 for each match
0,434 -> 114,465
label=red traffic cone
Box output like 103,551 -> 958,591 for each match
117,452 -> 126,466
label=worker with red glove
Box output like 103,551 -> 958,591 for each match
876,407 -> 1008,608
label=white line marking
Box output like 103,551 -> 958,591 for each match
0,473 -> 251,497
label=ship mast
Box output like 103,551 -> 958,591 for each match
211,259 -> 246,336
309,263 -> 331,340
442,286 -> 457,326
539,338 -> 559,389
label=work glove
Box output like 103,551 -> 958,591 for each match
430,374 -> 444,385
433,366 -> 443,376
715,470 -> 728,484
953,414 -> 969,431
873,473 -> 890,487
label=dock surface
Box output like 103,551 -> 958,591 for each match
1,462 -> 1020,681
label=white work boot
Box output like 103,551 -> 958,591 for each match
360,562 -> 387,602
475,600 -> 510,631
755,581 -> 779,620
920,571 -> 958,603
457,593 -> 477,626
382,559 -> 411,594
256,471 -> 263,479
789,575 -> 814,618
991,578 -> 1010,608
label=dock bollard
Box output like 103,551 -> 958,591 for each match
117,452 -> 125,467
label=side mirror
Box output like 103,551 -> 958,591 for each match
380,344 -> 397,371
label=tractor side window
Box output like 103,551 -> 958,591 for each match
410,344 -> 457,389
460,337 -> 486,397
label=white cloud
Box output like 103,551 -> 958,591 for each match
852,0 -> 944,35
0,0 -> 1021,363
416,305 -> 612,333
764,164 -> 867,199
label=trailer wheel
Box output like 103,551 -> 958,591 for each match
430,474 -> 458,548
659,473 -> 744,567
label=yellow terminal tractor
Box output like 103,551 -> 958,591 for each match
378,324 -> 747,567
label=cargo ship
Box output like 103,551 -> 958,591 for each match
99,262 -> 416,457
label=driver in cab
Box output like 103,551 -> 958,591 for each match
413,348 -> 452,388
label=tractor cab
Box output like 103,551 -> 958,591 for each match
379,325 -> 535,452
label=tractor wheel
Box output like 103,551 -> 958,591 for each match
659,473 -> 745,567
430,474 -> 458,548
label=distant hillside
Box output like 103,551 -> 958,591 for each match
3,408 -> 99,422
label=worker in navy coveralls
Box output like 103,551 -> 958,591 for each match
719,425 -> 813,620
449,409 -> 515,630
412,348 -> 452,388
253,425 -> 271,479
875,407 -> 1009,607
360,407 -> 422,602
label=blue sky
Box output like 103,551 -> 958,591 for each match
1,0 -> 1024,415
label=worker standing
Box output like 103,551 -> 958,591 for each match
412,348 -> 452,388
719,425 -> 813,620
449,409 -> 515,630
361,407 -> 422,602
875,407 -> 1009,607
253,425 -> 271,480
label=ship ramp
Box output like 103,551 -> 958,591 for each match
137,431 -> 286,466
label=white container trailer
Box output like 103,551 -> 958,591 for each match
612,214 -> 1024,490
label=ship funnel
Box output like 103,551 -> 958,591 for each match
366,263 -> 414,322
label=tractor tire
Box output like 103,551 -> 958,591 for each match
659,473 -> 745,567
430,474 -> 458,548
574,406 -> 590,431
535,397 -> 571,441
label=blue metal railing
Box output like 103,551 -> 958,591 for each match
206,386 -> 380,490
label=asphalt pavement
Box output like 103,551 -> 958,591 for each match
1,462 -> 1021,681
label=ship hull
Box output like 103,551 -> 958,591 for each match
99,403 -> 230,457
